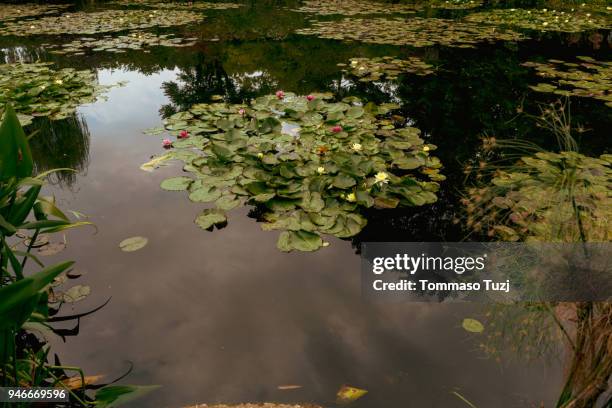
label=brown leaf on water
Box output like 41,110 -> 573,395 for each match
336,385 -> 368,404
58,374 -> 104,389
277,385 -> 303,390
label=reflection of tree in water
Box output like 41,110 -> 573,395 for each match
28,114 -> 90,186
160,54 -> 278,118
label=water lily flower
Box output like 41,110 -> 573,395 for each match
54,79 -> 63,85
346,192 -> 356,202
331,125 -> 343,133
162,139 -> 173,149
257,152 -> 264,158
306,95 -> 315,101
238,108 -> 246,116
40,85 -> 46,90
374,171 -> 389,184
423,145 -> 430,152
178,130 -> 189,139
351,143 -> 362,151
317,166 -> 325,174
275,90 -> 285,99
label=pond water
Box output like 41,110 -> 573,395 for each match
1,1 -> 610,407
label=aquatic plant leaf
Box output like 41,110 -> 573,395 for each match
462,318 -> 485,333
195,209 -> 227,230
95,385 -> 160,408
0,4 -> 70,21
61,285 -> 91,303
296,17 -> 526,48
336,385 -> 368,404
293,0 -> 419,16
277,230 -> 323,252
160,176 -> 193,191
341,56 -> 434,82
119,236 -> 148,252
0,104 -> 33,180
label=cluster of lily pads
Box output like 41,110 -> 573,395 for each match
465,151 -> 611,242
465,8 -> 610,32
295,17 -> 526,48
292,0 -> 419,16
47,32 -> 197,55
110,0 -> 240,10
144,93 -> 444,251
522,57 -> 612,108
339,56 -> 434,82
0,9 -> 204,36
0,3 -> 69,21
0,62 -> 112,125
429,0 -> 482,10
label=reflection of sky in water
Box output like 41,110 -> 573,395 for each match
43,68 -> 562,408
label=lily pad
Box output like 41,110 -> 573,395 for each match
462,318 -> 485,333
119,236 -> 149,252
195,209 -> 227,230
160,176 -> 193,191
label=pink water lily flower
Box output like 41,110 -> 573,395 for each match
331,125 -> 343,133
178,130 -> 189,139
162,139 -> 173,149
276,90 -> 285,100
306,95 -> 315,101
238,108 -> 246,116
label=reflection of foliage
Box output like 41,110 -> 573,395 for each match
160,57 -> 278,117
465,8 -> 611,32
0,9 -> 204,36
0,62 -> 112,126
147,93 -> 444,251
28,115 -> 91,187
523,57 -> 612,109
339,56 -> 434,82
296,17 -> 526,48
292,0 -> 419,16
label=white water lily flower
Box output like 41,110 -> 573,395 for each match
317,166 -> 325,174
346,192 -> 356,202
423,145 -> 430,152
257,153 -> 264,158
351,143 -> 362,151
374,171 -> 389,184
54,79 -> 63,85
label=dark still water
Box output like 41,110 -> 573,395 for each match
1,1 -> 610,407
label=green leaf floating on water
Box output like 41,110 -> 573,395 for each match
149,92 -> 445,251
277,230 -> 323,252
462,318 -> 485,333
195,209 -> 227,230
119,236 -> 148,252
160,176 -> 192,191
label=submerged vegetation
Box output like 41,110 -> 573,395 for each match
295,17 -> 526,48
145,92 -> 444,251
523,57 -> 612,109
0,63 -> 114,126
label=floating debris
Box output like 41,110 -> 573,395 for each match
0,62 -> 115,125
339,56 -> 435,82
465,8 -> 611,32
295,17 -> 526,48
48,32 -> 198,55
0,9 -> 205,36
0,3 -> 70,21
292,0 -> 419,16
523,56 -> 612,108
147,93 -> 444,252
